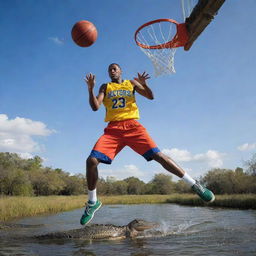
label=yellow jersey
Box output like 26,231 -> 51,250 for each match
103,80 -> 140,122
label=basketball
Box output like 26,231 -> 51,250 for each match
71,20 -> 98,47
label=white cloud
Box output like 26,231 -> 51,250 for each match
193,150 -> 224,168
48,37 -> 64,45
162,148 -> 225,168
237,143 -> 256,151
162,148 -> 192,162
0,114 -> 55,157
99,164 -> 145,180
0,114 -> 53,136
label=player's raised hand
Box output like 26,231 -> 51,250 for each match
134,72 -> 150,85
84,73 -> 95,90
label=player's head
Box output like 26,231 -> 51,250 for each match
108,63 -> 122,81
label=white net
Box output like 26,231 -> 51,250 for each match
140,47 -> 177,77
135,20 -> 178,77
180,0 -> 198,21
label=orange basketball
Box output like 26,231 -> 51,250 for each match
71,20 -> 98,47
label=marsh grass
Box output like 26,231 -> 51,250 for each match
1,194 -> 255,221
0,195 -> 84,222
165,194 -> 256,209
101,194 -> 172,204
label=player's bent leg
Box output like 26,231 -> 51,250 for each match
80,157 -> 102,225
152,152 -> 215,202
152,152 -> 185,178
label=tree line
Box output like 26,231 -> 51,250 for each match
0,152 -> 255,196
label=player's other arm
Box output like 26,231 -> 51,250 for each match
131,72 -> 154,100
84,73 -> 106,111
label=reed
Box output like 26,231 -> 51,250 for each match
100,194 -> 172,204
165,194 -> 256,209
0,195 -> 84,222
1,194 -> 255,222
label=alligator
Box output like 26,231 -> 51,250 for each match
36,219 -> 159,240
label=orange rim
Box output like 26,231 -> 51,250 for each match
134,19 -> 188,49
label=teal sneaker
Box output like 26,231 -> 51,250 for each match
192,181 -> 215,202
80,200 -> 102,225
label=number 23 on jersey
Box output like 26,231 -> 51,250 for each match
112,97 -> 126,109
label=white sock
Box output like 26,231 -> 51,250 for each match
88,189 -> 97,203
182,172 -> 196,187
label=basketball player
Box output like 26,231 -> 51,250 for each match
80,63 -> 215,225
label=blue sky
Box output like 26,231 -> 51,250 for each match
1,0 -> 256,182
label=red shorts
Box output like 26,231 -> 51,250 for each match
89,119 -> 160,164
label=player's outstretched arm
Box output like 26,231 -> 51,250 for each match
131,72 -> 154,100
84,73 -> 105,111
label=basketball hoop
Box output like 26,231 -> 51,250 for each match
134,19 -> 188,76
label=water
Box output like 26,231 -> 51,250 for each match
0,204 -> 255,256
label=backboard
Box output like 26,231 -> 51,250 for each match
183,0 -> 226,50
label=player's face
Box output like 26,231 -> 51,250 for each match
108,64 -> 122,81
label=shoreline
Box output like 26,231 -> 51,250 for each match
1,194 -> 255,222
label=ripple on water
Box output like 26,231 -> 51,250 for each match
0,204 -> 255,256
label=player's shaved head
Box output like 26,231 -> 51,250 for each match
108,63 -> 121,70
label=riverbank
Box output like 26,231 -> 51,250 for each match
1,194 -> 255,221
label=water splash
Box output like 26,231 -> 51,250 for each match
140,219 -> 211,238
